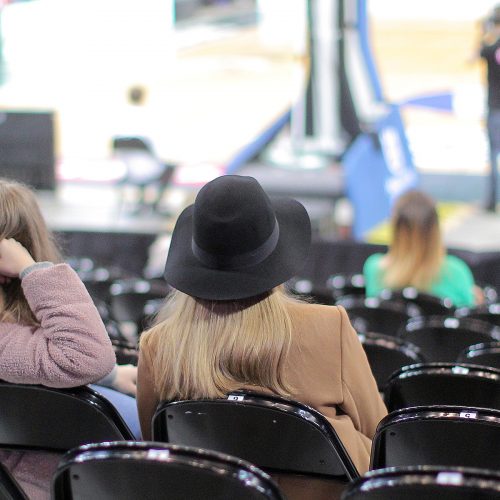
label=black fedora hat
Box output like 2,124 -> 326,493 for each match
164,175 -> 311,300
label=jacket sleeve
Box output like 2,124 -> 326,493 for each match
1,263 -> 117,388
337,305 -> 387,439
136,346 -> 160,440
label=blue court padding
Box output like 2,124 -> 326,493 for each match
399,92 -> 454,112
225,110 -> 291,174
224,0 -> 442,240
343,104 -> 419,239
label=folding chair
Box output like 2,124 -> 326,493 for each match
383,362 -> 500,412
370,405 -> 500,470
336,295 -> 421,336
112,136 -> 175,215
457,341 -> 500,370
153,391 -> 359,499
399,315 -> 500,362
456,303 -> 500,328
52,441 -> 284,500
0,382 -> 135,452
357,332 -> 424,391
341,465 -> 500,499
326,273 -> 366,302
379,287 -> 455,316
109,278 -> 169,334
286,277 -> 335,305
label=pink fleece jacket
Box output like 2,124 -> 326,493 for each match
0,263 -> 116,386
0,263 -> 116,500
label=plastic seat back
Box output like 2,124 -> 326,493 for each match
456,303 -> 500,328
358,332 -> 424,391
327,273 -> 366,302
341,466 -> 500,499
457,341 -> 500,369
336,296 -> 420,336
153,391 -> 359,481
0,382 -> 134,452
400,316 -> 500,362
380,287 -> 454,316
52,441 -> 285,500
109,278 -> 168,330
371,405 -> 500,471
384,362 -> 500,412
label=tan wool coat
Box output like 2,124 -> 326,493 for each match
137,301 -> 387,474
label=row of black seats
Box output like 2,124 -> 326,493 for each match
375,361 -> 500,411
66,256 -> 170,365
289,273 -> 499,311
359,330 -> 500,389
0,383 -> 499,499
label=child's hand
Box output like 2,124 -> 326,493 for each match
0,239 -> 36,280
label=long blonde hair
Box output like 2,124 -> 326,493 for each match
140,287 -> 295,401
0,178 -> 62,325
383,190 -> 444,291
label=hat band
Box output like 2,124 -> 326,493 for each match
192,220 -> 280,270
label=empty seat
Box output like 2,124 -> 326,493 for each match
384,362 -> 500,412
457,342 -> 500,369
370,405 -> 500,471
357,332 -> 425,391
478,283 -> 499,304
112,136 -> 175,215
341,465 -> 500,499
399,316 -> 500,362
326,273 -> 366,301
109,278 -> 169,333
153,391 -> 359,499
379,287 -> 455,316
286,277 -> 335,305
52,441 -> 284,500
456,303 -> 500,328
336,296 -> 421,336
66,257 -> 128,303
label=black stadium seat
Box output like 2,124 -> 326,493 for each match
370,405 -> 500,471
456,303 -> 500,328
109,278 -> 169,333
399,315 -> 500,362
341,465 -> 500,499
357,332 -> 425,391
0,382 -> 135,452
52,441 -> 285,500
379,287 -> 455,316
383,362 -> 500,412
153,391 -> 359,498
457,341 -> 500,369
336,295 -> 421,336
326,273 -> 366,301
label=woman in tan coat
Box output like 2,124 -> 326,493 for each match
137,175 -> 387,474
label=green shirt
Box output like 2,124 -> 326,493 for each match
363,253 -> 476,307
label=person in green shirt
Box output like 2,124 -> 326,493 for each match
363,190 -> 481,308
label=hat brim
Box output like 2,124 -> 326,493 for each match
164,197 -> 311,300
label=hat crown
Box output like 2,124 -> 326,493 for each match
193,176 -> 277,259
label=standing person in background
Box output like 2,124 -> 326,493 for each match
479,5 -> 500,212
363,190 -> 483,307
0,178 -> 139,499
137,175 -> 387,478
